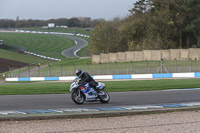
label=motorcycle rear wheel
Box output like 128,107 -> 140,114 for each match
71,91 -> 85,104
99,90 -> 110,103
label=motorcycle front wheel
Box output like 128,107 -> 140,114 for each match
71,91 -> 85,104
99,90 -> 110,103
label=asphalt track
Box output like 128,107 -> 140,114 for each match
60,35 -> 88,58
1,89 -> 200,111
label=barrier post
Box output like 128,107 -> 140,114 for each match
49,63 -> 52,77
19,68 -> 21,77
73,63 -> 76,73
8,66 -> 11,78
38,63 -> 40,77
86,63 -> 89,73
28,65 -> 30,77
146,60 -> 149,73
175,58 -> 177,73
189,58 -> 192,72
100,63 -> 102,75
161,59 -> 163,73
60,64 -> 63,76
115,62 -> 118,75
131,61 -> 133,74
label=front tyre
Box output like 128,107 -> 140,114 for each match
99,90 -> 110,103
71,91 -> 85,104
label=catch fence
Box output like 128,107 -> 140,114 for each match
7,59 -> 200,78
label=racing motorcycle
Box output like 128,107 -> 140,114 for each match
69,78 -> 110,104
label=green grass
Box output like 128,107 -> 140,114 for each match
21,27 -> 91,57
0,48 -> 52,64
0,82 -> 69,95
106,78 -> 200,92
22,28 -> 91,57
0,32 -> 75,60
76,37 -> 90,57
0,78 -> 200,95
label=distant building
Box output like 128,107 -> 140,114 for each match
48,23 -> 55,28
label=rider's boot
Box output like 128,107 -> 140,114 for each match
94,86 -> 104,96
96,88 -> 104,96
98,91 -> 104,96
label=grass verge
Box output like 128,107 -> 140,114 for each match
0,32 -> 75,60
0,78 -> 200,95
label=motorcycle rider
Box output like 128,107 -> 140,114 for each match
75,69 -> 103,96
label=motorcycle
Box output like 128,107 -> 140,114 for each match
69,78 -> 110,104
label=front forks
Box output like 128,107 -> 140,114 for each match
76,88 -> 81,98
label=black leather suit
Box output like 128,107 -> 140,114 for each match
78,72 -> 99,93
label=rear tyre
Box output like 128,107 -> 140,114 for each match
99,90 -> 110,103
71,91 -> 85,104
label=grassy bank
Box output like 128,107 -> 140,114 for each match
21,27 -> 91,57
0,49 -> 52,64
0,32 -> 75,60
0,78 -> 200,95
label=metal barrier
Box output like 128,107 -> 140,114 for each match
5,72 -> 200,81
6,59 -> 200,78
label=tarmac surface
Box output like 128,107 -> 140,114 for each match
1,89 -> 200,111
61,35 -> 88,58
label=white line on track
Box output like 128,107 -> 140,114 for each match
74,48 -> 80,57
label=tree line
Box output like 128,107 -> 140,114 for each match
0,17 -> 103,28
89,0 -> 200,54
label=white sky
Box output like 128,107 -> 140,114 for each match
0,0 -> 137,20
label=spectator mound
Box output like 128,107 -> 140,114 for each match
0,57 -> 29,73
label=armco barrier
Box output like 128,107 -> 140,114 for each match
5,72 -> 200,81
15,30 -> 90,38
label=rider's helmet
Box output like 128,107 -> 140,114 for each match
76,69 -> 83,77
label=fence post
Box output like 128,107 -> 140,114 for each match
190,58 -> 192,72
28,65 -> 30,77
175,58 -> 177,73
49,63 -> 52,77
115,62 -> 118,75
131,61 -> 133,74
86,63 -> 89,73
38,63 -> 40,77
19,68 -> 21,77
100,63 -> 102,75
73,63 -> 76,73
161,59 -> 163,73
60,64 -> 63,76
8,66 -> 11,78
146,60 -> 149,73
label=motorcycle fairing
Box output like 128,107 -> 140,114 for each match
78,83 -> 98,101
97,82 -> 105,90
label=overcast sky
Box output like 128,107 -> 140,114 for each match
0,0 -> 137,20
